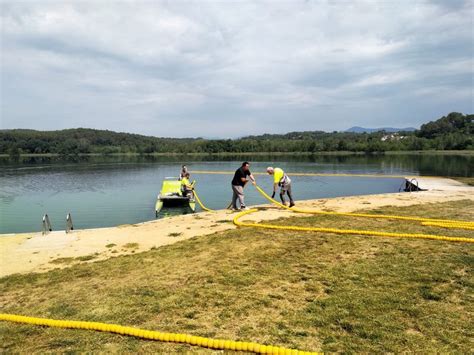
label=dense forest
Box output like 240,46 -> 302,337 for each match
1,112 -> 472,156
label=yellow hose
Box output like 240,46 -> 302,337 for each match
230,185 -> 473,243
421,221 -> 474,230
4,183 -> 470,351
254,186 -> 474,229
233,209 -> 473,243
193,189 -> 215,212
192,184 -> 473,241
0,313 -> 319,354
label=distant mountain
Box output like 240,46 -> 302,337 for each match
345,126 -> 417,133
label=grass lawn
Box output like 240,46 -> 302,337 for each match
452,177 -> 474,186
1,200 -> 473,353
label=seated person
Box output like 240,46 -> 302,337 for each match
181,172 -> 195,198
180,165 -> 188,180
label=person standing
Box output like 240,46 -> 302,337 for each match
231,162 -> 256,210
266,167 -> 295,207
179,165 -> 188,180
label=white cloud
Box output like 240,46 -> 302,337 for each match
352,71 -> 414,88
1,0 -> 472,137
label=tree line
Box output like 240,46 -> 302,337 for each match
1,112 -> 472,157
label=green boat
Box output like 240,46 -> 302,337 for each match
155,178 -> 196,216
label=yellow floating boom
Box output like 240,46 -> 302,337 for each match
190,170 -> 441,179
0,313 -> 320,354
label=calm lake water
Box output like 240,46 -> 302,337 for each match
0,154 -> 472,234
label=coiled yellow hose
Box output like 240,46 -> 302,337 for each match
254,185 -> 474,229
228,185 -> 473,243
191,183 -> 473,242
233,208 -> 473,243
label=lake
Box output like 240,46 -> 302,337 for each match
0,153 -> 472,234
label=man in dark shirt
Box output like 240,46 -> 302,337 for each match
231,161 -> 256,210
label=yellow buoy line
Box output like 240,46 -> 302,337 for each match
0,313 -> 320,354
190,170 -> 441,179
421,221 -> 474,230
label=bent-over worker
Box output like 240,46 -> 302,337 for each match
266,167 -> 295,207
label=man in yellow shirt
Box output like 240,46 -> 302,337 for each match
181,172 -> 195,198
266,167 -> 295,207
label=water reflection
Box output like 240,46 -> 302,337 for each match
1,153 -> 472,177
158,206 -> 195,218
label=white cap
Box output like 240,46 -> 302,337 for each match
266,167 -> 274,174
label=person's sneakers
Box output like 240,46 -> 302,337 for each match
289,202 -> 295,208
240,206 -> 249,211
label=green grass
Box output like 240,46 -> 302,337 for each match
49,257 -> 75,265
452,177 -> 474,186
75,253 -> 99,262
0,200 -> 473,352
122,243 -> 139,249
384,150 -> 474,156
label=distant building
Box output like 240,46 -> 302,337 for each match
380,133 -> 406,142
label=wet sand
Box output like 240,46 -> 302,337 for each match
1,177 -> 472,278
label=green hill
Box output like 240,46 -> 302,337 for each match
1,112 -> 472,156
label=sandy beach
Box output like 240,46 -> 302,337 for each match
1,177 -> 472,278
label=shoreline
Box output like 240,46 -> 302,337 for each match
1,150 -> 474,158
0,177 -> 472,278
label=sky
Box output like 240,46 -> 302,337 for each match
1,0 -> 473,138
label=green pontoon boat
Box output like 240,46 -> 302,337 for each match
155,178 -> 196,216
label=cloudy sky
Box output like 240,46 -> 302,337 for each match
1,0 -> 472,138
